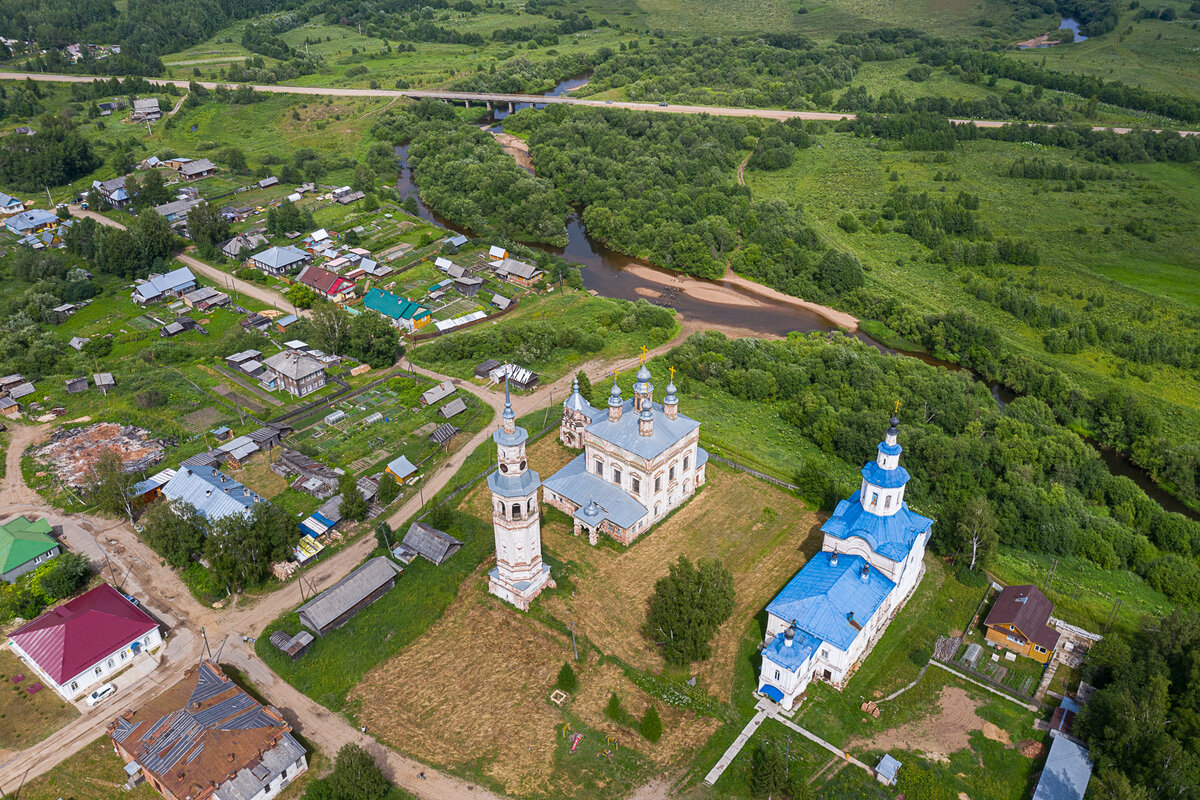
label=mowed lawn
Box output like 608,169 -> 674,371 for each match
12,736 -> 160,800
0,649 -> 79,755
465,436 -> 825,701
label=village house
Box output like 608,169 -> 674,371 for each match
394,522 -> 462,566
297,557 -> 403,636
130,97 -> 161,123
362,287 -> 432,332
131,267 -> 198,305
984,584 -> 1061,663
92,176 -> 131,208
544,366 -> 707,546
0,515 -> 59,582
0,191 -> 25,215
160,466 -> 264,521
151,197 -> 201,224
488,362 -> 539,390
420,380 -> 456,406
217,232 -> 267,260
5,208 -> 58,236
385,454 -> 418,485
263,349 -> 326,397
491,256 -> 544,287
757,413 -> 934,710
249,245 -> 311,276
109,661 -> 307,800
9,583 -> 161,701
181,286 -> 230,310
297,263 -> 356,303
180,158 -> 216,180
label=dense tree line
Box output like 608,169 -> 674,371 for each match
0,552 -> 91,624
668,331 -> 1200,600
836,85 -> 1072,124
1005,156 -> 1115,181
0,114 -> 98,191
289,304 -> 402,368
1075,610 -> 1200,798
66,214 -> 177,279
0,0 -> 308,75
505,108 -> 863,301
373,100 -> 568,245
321,0 -> 485,45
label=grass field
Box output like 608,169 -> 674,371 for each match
746,131 -> 1200,454
11,736 -> 161,800
0,650 -> 79,755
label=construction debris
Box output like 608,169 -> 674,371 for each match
34,423 -> 165,488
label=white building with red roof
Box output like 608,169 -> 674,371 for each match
8,583 -> 161,701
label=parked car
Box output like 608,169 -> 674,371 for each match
86,683 -> 117,706
658,101 -> 669,107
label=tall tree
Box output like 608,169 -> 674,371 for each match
86,449 -> 140,521
338,472 -> 368,522
645,555 -> 735,665
954,495 -> 998,571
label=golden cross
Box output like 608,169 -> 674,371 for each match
668,366 -> 675,379
639,345 -> 648,364
894,399 -> 902,415
613,370 -> 620,379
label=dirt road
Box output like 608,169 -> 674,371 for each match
69,207 -> 306,316
4,72 -> 1196,135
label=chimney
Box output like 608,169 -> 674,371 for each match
860,564 -> 870,582
829,551 -> 838,567
784,626 -> 795,648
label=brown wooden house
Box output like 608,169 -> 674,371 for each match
984,584 -> 1060,664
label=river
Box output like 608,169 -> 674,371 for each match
1059,16 -> 1089,42
393,78 -> 1196,518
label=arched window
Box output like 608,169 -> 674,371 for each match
884,495 -> 892,509
871,492 -> 879,506
527,497 -> 536,514
511,503 -> 522,520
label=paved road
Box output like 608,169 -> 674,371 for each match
3,72 -> 1196,135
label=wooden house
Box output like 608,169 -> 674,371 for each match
984,584 -> 1060,663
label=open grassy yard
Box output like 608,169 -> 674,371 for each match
12,736 -> 161,800
457,434 -> 823,701
0,649 -> 79,756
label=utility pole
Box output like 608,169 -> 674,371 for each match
1046,558 -> 1057,591
569,621 -> 578,661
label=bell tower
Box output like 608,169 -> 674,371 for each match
487,380 -> 553,610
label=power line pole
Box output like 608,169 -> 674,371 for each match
569,621 -> 578,661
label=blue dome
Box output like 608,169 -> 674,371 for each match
878,440 -> 902,457
861,461 -> 910,489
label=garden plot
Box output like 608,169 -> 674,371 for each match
181,406 -> 227,433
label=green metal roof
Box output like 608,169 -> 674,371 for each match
0,516 -> 56,573
364,288 -> 429,321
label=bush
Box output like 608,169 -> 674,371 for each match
837,212 -> 861,233
640,704 -> 662,742
606,691 -> 623,722
556,662 -> 578,692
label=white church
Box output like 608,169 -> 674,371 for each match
543,361 -> 707,546
757,412 -> 934,710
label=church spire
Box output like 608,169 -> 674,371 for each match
633,347 -> 654,410
663,365 -> 678,420
608,372 -> 623,423
858,405 -> 910,517
502,377 -> 515,434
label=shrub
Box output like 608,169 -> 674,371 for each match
640,704 -> 662,742
556,662 -> 578,692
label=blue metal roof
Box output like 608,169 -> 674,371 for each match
765,552 -> 896,652
488,467 -> 541,498
584,399 -> 699,461
543,454 -> 648,530
820,490 -> 933,562
761,627 -> 821,672
876,754 -> 902,782
878,440 -> 902,456
1032,735 -> 1092,800
861,460 -> 910,488
760,684 -> 783,703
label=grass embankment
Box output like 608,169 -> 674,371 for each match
11,737 -> 160,800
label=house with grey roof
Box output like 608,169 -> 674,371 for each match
159,465 -> 264,521
420,380 -> 456,406
249,245 -> 311,276
151,197 -> 201,223
218,232 -> 268,259
438,397 -> 467,419
92,176 -> 131,208
180,157 -> 216,180
1032,733 -> 1092,800
297,556 -> 402,635
492,256 -> 544,286
130,97 -> 160,122
263,350 -> 326,397
394,523 -> 462,566
131,266 -> 197,304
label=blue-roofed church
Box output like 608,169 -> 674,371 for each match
757,411 -> 934,710
543,358 -> 707,546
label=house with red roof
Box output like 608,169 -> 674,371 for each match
8,583 -> 162,701
296,263 -> 356,303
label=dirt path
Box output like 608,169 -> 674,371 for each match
737,152 -> 750,186
0,423 -> 48,505
850,685 -> 1011,762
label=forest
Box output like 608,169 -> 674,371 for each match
1076,609 -> 1200,798
504,107 -> 865,301
373,100 -> 569,246
0,114 -> 98,191
666,331 -> 1200,604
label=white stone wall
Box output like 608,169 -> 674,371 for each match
36,627 -> 164,701
582,429 -> 702,526
758,649 -> 816,711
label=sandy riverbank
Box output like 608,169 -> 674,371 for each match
489,130 -> 534,173
623,263 -> 860,331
